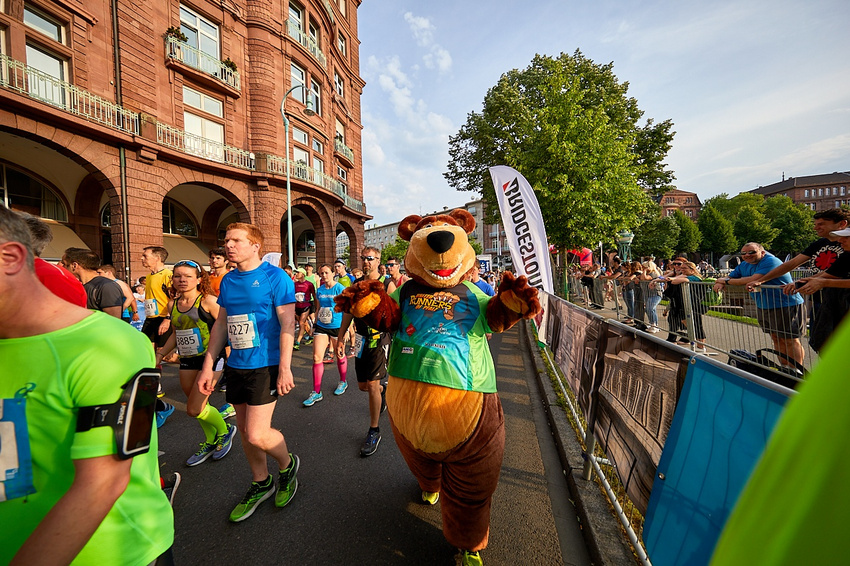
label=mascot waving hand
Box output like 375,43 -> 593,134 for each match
334,209 -> 541,565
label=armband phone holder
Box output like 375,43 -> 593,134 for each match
76,369 -> 160,459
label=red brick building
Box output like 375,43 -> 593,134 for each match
660,189 -> 701,220
749,171 -> 850,212
0,0 -> 368,280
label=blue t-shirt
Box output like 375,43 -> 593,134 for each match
474,278 -> 495,297
729,253 -> 804,310
218,261 -> 295,369
315,282 -> 345,329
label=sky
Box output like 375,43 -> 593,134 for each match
356,0 -> 850,227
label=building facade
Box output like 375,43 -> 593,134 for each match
660,189 -> 701,220
750,172 -> 850,212
0,0 -> 368,280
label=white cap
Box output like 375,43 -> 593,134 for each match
830,228 -> 850,237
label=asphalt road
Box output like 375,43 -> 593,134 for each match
158,325 -> 592,565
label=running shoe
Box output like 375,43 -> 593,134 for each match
323,351 -> 334,364
156,402 -> 175,428
213,423 -> 237,461
275,453 -> 300,508
304,336 -> 313,345
422,490 -> 440,505
360,428 -> 381,457
186,441 -> 216,467
229,477 -> 275,522
219,403 -> 236,419
333,380 -> 348,396
461,550 -> 483,566
216,375 -> 228,393
303,391 -> 323,407
161,472 -> 181,506
293,341 -> 300,351
157,381 -> 165,398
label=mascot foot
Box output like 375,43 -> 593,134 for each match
421,490 -> 440,505
460,550 -> 483,566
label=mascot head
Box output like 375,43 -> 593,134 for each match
398,209 -> 477,289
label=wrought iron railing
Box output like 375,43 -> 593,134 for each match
165,36 -> 240,91
266,155 -> 363,211
0,53 -> 139,134
334,138 -> 354,162
285,20 -> 327,68
156,122 -> 255,170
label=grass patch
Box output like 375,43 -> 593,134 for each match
705,309 -> 759,326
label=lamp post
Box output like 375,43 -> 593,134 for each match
617,230 -> 634,263
280,85 -> 315,267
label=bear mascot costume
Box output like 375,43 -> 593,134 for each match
334,209 -> 541,565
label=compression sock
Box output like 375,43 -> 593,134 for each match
197,403 -> 227,443
336,355 -> 348,381
312,362 -> 324,393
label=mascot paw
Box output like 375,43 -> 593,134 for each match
497,272 -> 541,318
334,279 -> 386,318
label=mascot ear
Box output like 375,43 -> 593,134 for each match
398,215 -> 422,242
450,209 -> 476,235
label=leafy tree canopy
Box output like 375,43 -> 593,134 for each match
445,50 -> 676,250
380,237 -> 409,265
698,205 -> 737,254
734,205 -> 779,249
764,196 -> 815,254
632,216 -> 680,261
671,209 -> 701,255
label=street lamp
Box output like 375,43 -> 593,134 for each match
280,85 -> 315,267
617,230 -> 634,262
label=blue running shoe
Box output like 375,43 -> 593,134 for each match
360,428 -> 381,457
333,380 -> 348,396
156,402 -> 175,428
213,423 -> 237,460
219,403 -> 236,419
186,441 -> 216,467
302,391 -> 323,407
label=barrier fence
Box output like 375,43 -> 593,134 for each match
537,293 -> 795,566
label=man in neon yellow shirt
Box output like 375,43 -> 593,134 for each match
0,206 -> 173,564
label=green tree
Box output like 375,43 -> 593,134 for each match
698,205 -> 737,254
734,205 -> 779,248
671,209 -> 701,255
469,237 -> 483,255
631,216 -> 680,260
762,195 -> 815,255
380,237 -> 409,264
704,192 -> 766,224
444,50 -> 676,249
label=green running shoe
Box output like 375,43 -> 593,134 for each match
461,550 -> 483,566
229,477 -> 274,522
275,453 -> 300,508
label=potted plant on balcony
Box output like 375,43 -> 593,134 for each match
222,58 -> 238,73
165,26 -> 188,42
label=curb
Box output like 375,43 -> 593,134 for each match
521,320 -> 637,565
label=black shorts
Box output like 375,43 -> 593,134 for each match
354,345 -> 388,383
141,317 -> 173,349
296,306 -> 310,317
180,351 -> 225,371
314,325 -> 339,338
757,304 -> 804,339
309,303 -> 317,314
224,365 -> 279,406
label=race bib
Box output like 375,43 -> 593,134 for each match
0,385 -> 36,502
295,292 -> 306,303
318,307 -> 333,325
353,334 -> 365,359
144,299 -> 159,316
175,328 -> 203,357
227,313 -> 259,350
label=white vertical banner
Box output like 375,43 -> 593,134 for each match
489,165 -> 554,344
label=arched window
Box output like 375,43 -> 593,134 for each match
216,212 -> 240,244
297,230 -> 316,253
162,198 -> 198,237
1,163 -> 68,221
100,203 -> 111,227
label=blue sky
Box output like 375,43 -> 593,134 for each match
357,0 -> 850,227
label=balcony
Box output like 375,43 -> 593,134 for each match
266,155 -> 363,212
286,20 -> 327,68
165,36 -> 240,93
334,138 -> 354,166
156,122 -> 255,170
321,0 -> 335,24
0,54 -> 139,135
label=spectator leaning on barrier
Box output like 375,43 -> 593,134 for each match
713,243 -> 805,366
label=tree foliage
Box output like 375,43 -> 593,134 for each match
762,195 -> 815,255
671,210 -> 701,255
733,205 -> 779,248
445,50 -> 676,250
380,237 -> 409,264
632,216 -> 680,261
698,205 -> 737,254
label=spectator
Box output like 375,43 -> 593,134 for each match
641,260 -> 664,332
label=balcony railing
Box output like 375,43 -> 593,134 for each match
321,0 -> 335,24
165,36 -> 240,91
0,54 -> 139,134
334,138 -> 354,163
266,155 -> 363,211
286,20 -> 327,68
157,122 -> 255,170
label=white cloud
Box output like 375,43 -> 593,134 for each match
402,11 -> 453,74
403,12 -> 434,47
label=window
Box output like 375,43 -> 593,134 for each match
837,201 -> 841,209
289,3 -> 303,31
312,138 -> 323,154
804,189 -> 809,197
310,79 -> 321,115
25,42 -> 67,104
685,197 -> 692,203
338,0 -> 346,17
334,71 -> 344,97
180,4 -> 220,72
335,119 -> 345,144
309,21 -> 319,49
819,188 -> 824,196
338,33 -> 346,56
833,187 -> 838,196
162,199 -> 197,237
686,210 -> 693,217
293,147 -> 309,164
811,202 -> 817,211
100,203 -> 111,227
469,206 -> 476,214
313,157 -> 324,174
290,63 -> 306,103
337,165 -> 347,180
24,5 -> 65,43
1,164 -> 67,221
183,86 -> 224,160
292,127 -> 308,145
842,186 -> 847,196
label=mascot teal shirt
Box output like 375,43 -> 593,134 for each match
388,280 -> 496,392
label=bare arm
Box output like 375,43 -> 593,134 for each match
749,253 -> 810,285
276,303 -> 296,396
11,455 -> 132,566
337,313 -> 354,358
198,305 -> 229,395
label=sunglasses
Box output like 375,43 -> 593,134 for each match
386,262 -> 398,267
360,256 -> 378,261
740,251 -> 759,256
174,260 -> 202,270
671,262 -> 682,266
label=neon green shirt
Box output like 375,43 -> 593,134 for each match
0,312 -> 174,565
